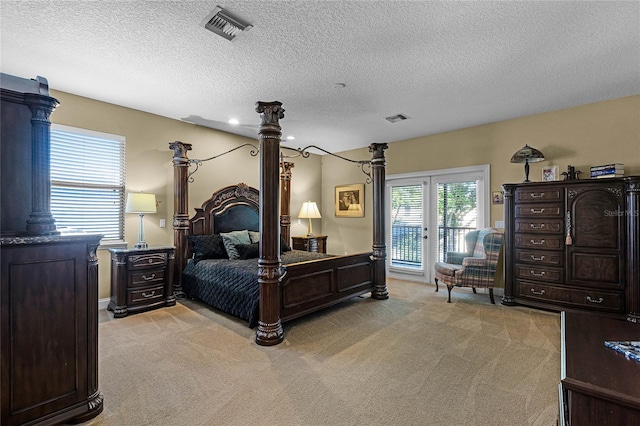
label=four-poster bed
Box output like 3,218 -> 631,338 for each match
170,101 -> 388,345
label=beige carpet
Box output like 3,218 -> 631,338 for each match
82,279 -> 560,426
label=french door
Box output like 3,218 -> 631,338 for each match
386,165 -> 489,283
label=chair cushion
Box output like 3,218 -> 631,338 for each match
434,261 -> 463,277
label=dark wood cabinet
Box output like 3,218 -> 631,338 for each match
503,177 -> 640,321
1,234 -> 103,425
560,311 -> 640,425
108,246 -> 176,318
292,235 -> 327,253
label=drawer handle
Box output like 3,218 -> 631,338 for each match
530,288 -> 546,296
142,291 -> 156,298
586,296 -> 604,304
142,273 -> 156,281
530,270 -> 546,277
530,208 -> 545,214
530,239 -> 545,245
530,223 -> 545,229
530,255 -> 546,261
530,192 -> 544,198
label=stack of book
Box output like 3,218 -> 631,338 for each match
590,163 -> 624,179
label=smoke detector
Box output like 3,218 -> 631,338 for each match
202,6 -> 253,41
385,113 -> 410,123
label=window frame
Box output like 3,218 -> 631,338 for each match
50,123 -> 126,245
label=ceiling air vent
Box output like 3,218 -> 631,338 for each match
202,6 -> 253,41
385,113 -> 410,123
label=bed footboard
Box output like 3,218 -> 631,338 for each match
280,252 -> 374,323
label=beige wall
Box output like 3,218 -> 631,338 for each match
49,91 -> 639,295
50,90 -> 323,299
322,94 -> 640,272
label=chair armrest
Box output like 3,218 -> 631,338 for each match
462,257 -> 488,267
445,252 -> 467,264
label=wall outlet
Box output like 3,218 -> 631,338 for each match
495,220 -> 504,229
160,218 -> 166,228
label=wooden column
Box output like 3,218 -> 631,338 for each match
501,183 -> 516,305
255,101 -> 285,346
369,143 -> 389,299
279,161 -> 294,244
169,141 -> 192,297
626,176 -> 640,322
25,94 -> 59,235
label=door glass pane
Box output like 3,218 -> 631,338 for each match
437,181 -> 478,262
390,184 -> 423,269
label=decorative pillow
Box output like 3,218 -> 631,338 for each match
236,242 -> 260,259
187,234 -> 227,263
248,230 -> 260,244
280,235 -> 292,252
220,230 -> 251,260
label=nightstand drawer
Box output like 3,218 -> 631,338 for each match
128,253 -> 167,269
128,285 -> 165,305
131,269 -> 165,287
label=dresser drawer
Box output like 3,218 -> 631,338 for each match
515,218 -> 563,234
515,234 -> 563,250
128,253 -> 167,269
515,203 -> 563,218
130,269 -> 165,287
516,264 -> 563,283
515,249 -> 564,267
517,280 -> 623,313
128,285 -> 165,305
515,188 -> 563,203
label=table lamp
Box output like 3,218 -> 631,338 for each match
126,192 -> 157,249
298,201 -> 321,236
510,144 -> 545,182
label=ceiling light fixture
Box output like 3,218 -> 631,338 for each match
202,6 -> 253,41
228,118 -> 239,125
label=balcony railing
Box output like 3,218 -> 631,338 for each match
390,224 -> 476,267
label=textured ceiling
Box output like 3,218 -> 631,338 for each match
1,1 -> 639,154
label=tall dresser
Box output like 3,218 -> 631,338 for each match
502,177 -> 640,322
1,73 -> 104,424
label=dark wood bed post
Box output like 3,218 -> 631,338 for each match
280,161 -> 294,244
255,101 -> 285,346
169,141 -> 192,297
370,143 -> 389,299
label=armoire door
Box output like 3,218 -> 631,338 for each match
565,182 -> 626,289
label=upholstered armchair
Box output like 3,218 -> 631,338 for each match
434,228 -> 503,304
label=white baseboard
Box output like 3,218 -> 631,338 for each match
98,297 -> 110,310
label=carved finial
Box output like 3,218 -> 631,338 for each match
255,101 -> 285,127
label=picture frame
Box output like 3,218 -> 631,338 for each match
335,183 -> 365,217
492,191 -> 504,205
542,165 -> 559,182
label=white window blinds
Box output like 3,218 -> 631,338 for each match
50,124 -> 126,241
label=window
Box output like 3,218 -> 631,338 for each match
50,124 -> 126,241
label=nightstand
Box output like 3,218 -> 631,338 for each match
291,235 -> 327,253
108,246 -> 176,318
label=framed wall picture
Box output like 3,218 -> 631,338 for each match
492,191 -> 504,205
335,183 -> 365,217
542,165 -> 559,182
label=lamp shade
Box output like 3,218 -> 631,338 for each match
125,192 -> 157,214
510,144 -> 545,164
298,201 -> 321,219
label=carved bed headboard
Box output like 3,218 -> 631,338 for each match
189,183 -> 260,236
